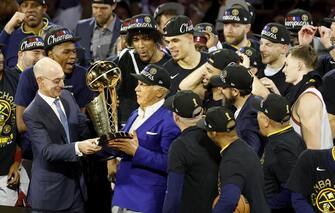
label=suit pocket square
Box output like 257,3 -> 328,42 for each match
146,131 -> 158,135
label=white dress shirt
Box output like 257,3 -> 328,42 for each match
38,91 -> 82,156
129,99 -> 165,132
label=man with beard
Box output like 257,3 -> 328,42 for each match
116,14 -> 170,125
209,64 -> 264,156
217,7 -> 258,52
283,45 -> 333,149
75,0 -> 121,66
256,23 -> 292,97
11,35 -> 44,75
163,15 -> 208,95
179,49 -> 240,108
0,0 -> 50,68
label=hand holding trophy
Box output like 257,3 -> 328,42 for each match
86,61 -> 132,145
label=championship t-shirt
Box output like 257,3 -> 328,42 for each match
0,69 -> 19,175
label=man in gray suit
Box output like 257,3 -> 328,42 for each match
23,57 -> 101,212
75,0 -> 121,66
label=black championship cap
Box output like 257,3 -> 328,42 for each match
127,14 -> 158,31
252,93 -> 291,123
131,64 -> 170,89
246,2 -> 256,24
194,23 -> 217,37
217,7 -> 251,24
261,23 -> 290,45
210,64 -> 253,90
120,18 -> 131,35
153,2 -> 185,20
164,90 -> 203,118
17,0 -> 46,5
208,49 -> 240,70
91,0 -> 120,5
285,9 -> 313,32
226,0 -> 256,24
197,106 -> 236,132
163,15 -> 194,37
324,15 -> 335,23
239,46 -> 262,68
19,36 -> 44,51
44,28 -> 80,51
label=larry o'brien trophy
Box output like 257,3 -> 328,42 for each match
86,61 -> 131,145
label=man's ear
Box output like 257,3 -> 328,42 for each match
18,51 -> 23,59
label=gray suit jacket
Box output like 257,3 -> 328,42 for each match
23,90 -> 90,211
75,16 -> 121,66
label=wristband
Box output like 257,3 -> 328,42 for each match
14,149 -> 22,162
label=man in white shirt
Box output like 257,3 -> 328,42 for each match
107,64 -> 180,213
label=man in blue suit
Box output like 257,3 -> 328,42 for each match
75,0 -> 121,66
107,64 -> 180,213
23,57 -> 101,212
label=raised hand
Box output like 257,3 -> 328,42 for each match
298,25 -> 317,46
4,12 -> 25,34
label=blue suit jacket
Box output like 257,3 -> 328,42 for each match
75,16 -> 121,66
23,90 -> 90,211
112,106 -> 180,213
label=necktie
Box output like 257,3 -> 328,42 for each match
54,99 -> 70,143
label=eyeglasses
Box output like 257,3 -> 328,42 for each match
42,76 -> 65,85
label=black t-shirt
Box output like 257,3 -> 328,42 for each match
220,139 -> 270,213
116,50 -> 171,124
316,54 -> 335,77
257,66 -> 292,97
287,148 -> 335,213
168,126 -> 221,213
163,52 -> 208,95
0,69 -> 19,175
262,127 -> 306,211
321,69 -> 335,115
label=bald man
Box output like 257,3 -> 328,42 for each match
23,57 -> 101,212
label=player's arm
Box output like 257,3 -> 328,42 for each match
213,184 -> 241,213
297,93 -> 323,149
328,113 -> 335,138
179,63 -> 206,94
16,105 -> 27,133
291,192 -> 314,213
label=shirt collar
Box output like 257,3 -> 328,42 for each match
267,125 -> 292,137
21,18 -> 49,36
38,91 -> 58,107
220,143 -> 231,155
138,99 -> 164,119
16,64 -> 24,72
